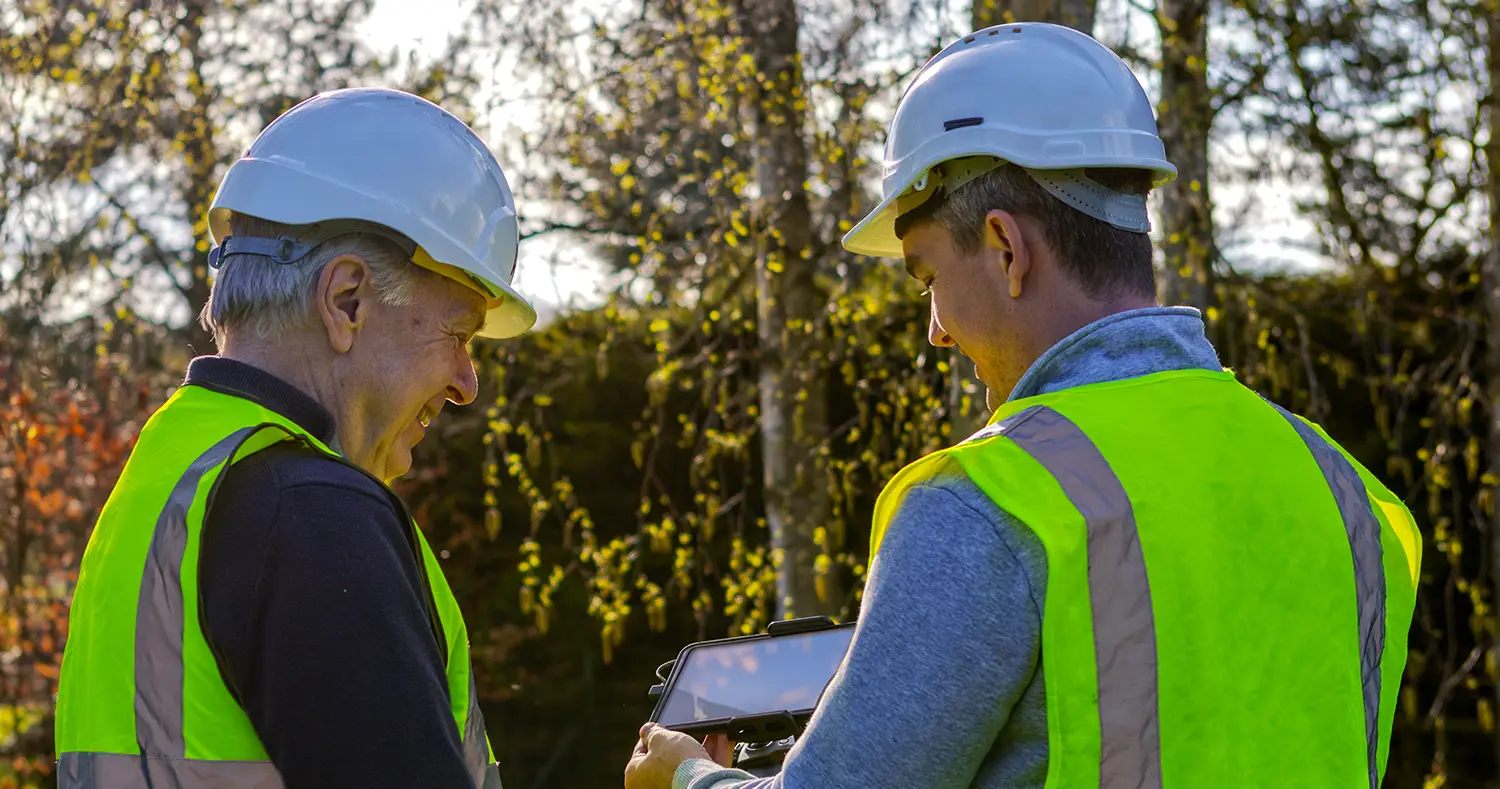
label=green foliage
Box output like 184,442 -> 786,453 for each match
4,0 -> 1500,786
482,0 -> 918,639
0,309 -> 178,788
0,0 -> 479,347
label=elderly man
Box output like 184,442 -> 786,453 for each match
626,22 -> 1421,789
54,88 -> 533,789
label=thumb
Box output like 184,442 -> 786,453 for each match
642,722 -> 671,748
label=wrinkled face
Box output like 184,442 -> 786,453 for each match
345,272 -> 487,482
900,217 -> 1024,411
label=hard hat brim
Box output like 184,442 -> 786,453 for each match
841,129 -> 1179,260
477,300 -> 538,339
841,196 -> 905,259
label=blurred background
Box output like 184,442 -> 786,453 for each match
0,0 -> 1494,786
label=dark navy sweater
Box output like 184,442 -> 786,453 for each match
189,357 -> 477,789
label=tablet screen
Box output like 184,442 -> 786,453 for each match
654,627 -> 855,727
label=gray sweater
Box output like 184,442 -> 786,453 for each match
675,307 -> 1222,789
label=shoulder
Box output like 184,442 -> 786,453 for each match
205,440 -> 411,564
884,455 -> 1048,608
899,456 -> 1032,545
200,440 -> 423,609
216,440 -> 400,514
905,456 -> 1001,517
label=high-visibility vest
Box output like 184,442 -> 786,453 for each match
871,368 -> 1421,789
54,383 -> 500,788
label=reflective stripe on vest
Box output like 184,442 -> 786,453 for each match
971,403 -> 1386,789
56,752 -> 502,789
58,422 -> 500,789
1266,402 -> 1385,789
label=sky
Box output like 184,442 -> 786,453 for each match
2,0 -> 1341,329
353,0 -> 1333,325
358,0 -> 613,321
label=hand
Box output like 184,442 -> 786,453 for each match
624,723 -> 729,789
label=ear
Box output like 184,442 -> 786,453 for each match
983,209 -> 1030,299
315,254 -> 371,353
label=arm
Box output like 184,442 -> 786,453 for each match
200,448 -> 474,789
675,478 -> 1045,789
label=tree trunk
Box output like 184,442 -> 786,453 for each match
741,0 -> 838,619
1155,0 -> 1214,312
972,0 -> 1095,32
1484,0 -> 1500,760
180,8 -> 221,357
954,0 -> 1097,438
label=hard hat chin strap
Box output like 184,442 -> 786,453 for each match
207,219 -> 418,269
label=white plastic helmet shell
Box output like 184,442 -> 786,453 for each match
842,22 -> 1179,259
207,87 -> 537,339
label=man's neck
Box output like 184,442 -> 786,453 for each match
220,339 -> 378,473
223,339 -> 306,388
1030,293 -> 1160,365
219,340 -> 344,434
1007,303 -> 1212,404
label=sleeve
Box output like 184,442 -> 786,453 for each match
199,450 -> 475,789
674,480 -> 1044,789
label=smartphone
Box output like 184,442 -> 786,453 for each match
649,622 -> 856,737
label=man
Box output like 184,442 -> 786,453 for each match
626,22 -> 1421,789
54,87 -> 535,788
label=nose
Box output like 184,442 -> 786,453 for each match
448,351 -> 479,406
928,305 -> 955,348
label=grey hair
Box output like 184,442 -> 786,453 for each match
199,213 -> 426,348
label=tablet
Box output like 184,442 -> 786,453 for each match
649,622 -> 856,738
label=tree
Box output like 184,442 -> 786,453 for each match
972,0 -> 1094,30
1222,0 -> 1488,781
0,1 -> 491,783
1485,0 -> 1500,768
739,0 -> 839,618
0,0 -> 482,353
0,311 -> 175,786
484,0 -> 956,650
13,0 -> 1500,785
1155,0 -> 1214,312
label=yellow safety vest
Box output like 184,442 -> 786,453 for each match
55,383 -> 500,788
871,368 -> 1420,789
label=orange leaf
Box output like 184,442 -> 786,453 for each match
37,490 -> 64,518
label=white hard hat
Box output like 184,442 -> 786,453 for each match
842,22 -> 1178,259
206,87 -> 537,339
